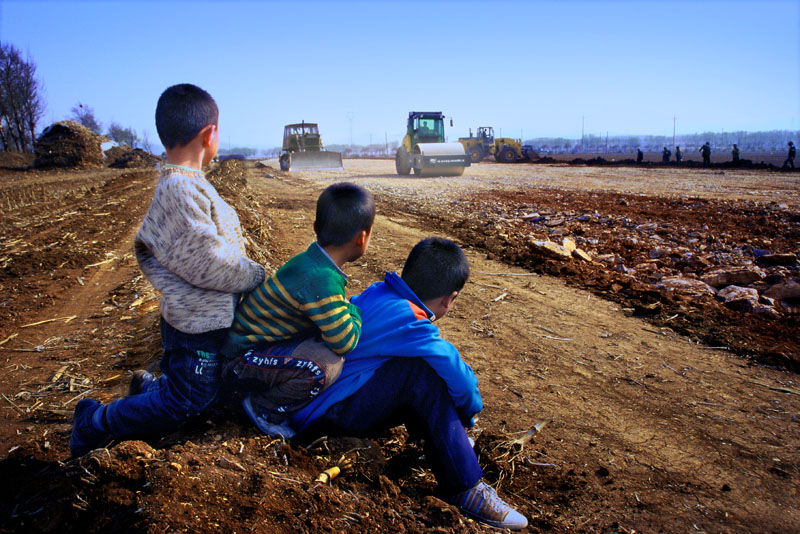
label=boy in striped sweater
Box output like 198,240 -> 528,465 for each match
222,182 -> 374,438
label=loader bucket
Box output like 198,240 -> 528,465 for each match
287,151 -> 343,171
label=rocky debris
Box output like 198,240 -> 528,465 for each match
104,145 -> 161,168
530,239 -> 573,260
763,280 -> 800,301
441,191 -> 800,322
718,285 -> 759,311
655,276 -> 716,297
701,266 -> 765,288
33,120 -> 104,169
756,253 -> 798,267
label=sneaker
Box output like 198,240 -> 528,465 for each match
70,399 -> 112,457
448,481 -> 528,530
127,370 -> 156,396
242,396 -> 296,439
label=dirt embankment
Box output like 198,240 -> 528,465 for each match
0,160 -> 798,533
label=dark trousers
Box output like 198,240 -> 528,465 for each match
104,319 -> 228,438
784,157 -> 795,169
300,358 -> 484,495
225,338 -> 343,423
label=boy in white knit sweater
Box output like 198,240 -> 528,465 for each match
70,84 -> 266,456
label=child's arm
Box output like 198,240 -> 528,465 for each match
152,182 -> 264,293
302,294 -> 362,356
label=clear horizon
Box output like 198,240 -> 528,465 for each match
2,0 -> 798,153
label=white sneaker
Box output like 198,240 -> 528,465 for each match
241,396 -> 296,439
448,481 -> 528,530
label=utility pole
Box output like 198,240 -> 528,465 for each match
385,132 -> 388,155
672,116 -> 676,150
581,115 -> 585,148
605,131 -> 608,154
346,112 -> 354,148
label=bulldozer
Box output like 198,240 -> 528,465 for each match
279,122 -> 343,171
458,126 -> 538,163
395,111 -> 470,177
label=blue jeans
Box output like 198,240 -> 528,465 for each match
299,358 -> 483,495
104,319 -> 228,439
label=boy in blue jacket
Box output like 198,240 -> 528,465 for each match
293,238 -> 527,531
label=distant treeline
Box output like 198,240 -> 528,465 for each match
222,130 -> 800,160
525,130 -> 800,155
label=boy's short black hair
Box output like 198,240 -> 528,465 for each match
315,182 -> 375,247
402,237 -> 469,301
155,83 -> 219,149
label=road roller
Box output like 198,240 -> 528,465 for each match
395,111 -> 470,177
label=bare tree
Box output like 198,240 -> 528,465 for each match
70,102 -> 102,134
0,42 -> 45,152
141,130 -> 152,153
107,121 -> 139,147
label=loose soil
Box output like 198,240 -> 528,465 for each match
0,159 -> 798,533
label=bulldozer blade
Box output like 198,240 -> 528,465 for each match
288,151 -> 343,171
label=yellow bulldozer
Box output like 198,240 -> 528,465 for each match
458,126 -> 538,163
395,111 -> 470,177
279,122 -> 343,171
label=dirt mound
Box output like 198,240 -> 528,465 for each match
104,146 -> 161,168
0,151 -> 34,169
206,159 -> 277,270
34,121 -> 104,169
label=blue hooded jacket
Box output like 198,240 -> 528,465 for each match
292,272 -> 483,431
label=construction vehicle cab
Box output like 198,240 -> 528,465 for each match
458,126 -> 538,163
279,122 -> 343,171
395,111 -> 469,177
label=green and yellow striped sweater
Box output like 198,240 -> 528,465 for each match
223,242 -> 361,357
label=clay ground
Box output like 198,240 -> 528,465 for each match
0,159 -> 798,533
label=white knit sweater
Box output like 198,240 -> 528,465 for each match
134,167 -> 265,334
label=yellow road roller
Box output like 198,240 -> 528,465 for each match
395,111 -> 470,177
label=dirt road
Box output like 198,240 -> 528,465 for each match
0,159 -> 798,533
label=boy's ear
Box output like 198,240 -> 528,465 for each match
443,290 -> 458,309
355,229 -> 369,247
200,124 -> 216,147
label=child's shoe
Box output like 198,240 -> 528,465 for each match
128,370 -> 156,396
242,395 -> 296,439
448,480 -> 528,530
70,399 -> 112,457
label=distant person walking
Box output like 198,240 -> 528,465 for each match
699,142 -> 712,168
662,147 -> 671,163
784,141 -> 796,169
731,144 -> 740,162
675,146 -> 683,162
636,148 -> 644,163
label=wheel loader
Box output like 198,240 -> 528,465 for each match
279,122 -> 343,171
458,126 -> 538,163
395,111 -> 470,177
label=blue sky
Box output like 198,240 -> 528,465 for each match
1,0 -> 798,151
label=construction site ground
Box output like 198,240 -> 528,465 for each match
0,158 -> 798,533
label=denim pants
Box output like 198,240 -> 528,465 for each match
300,358 -> 483,495
104,319 -> 228,439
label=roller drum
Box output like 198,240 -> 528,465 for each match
412,143 -> 469,177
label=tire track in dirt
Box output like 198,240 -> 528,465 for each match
0,170 -> 159,450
